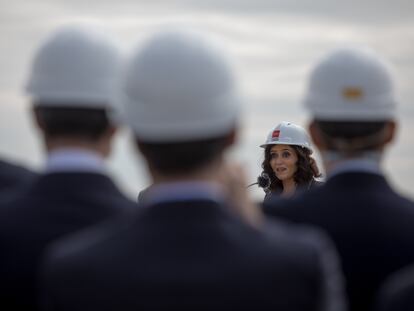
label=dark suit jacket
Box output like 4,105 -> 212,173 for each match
263,172 -> 414,311
0,158 -> 37,192
375,264 -> 414,311
0,172 -> 135,310
264,179 -> 324,202
42,198 -> 345,311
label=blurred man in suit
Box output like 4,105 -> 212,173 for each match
0,26 -> 134,310
42,31 -> 345,311
264,47 -> 414,311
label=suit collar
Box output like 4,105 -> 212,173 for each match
142,198 -> 233,224
29,172 -> 122,196
326,171 -> 391,191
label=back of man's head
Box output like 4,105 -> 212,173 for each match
303,47 -> 398,154
121,31 -> 241,175
26,26 -> 121,142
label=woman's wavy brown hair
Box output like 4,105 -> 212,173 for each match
261,144 -> 320,193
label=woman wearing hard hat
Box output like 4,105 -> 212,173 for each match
257,121 -> 321,200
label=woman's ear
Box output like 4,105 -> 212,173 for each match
309,156 -> 321,177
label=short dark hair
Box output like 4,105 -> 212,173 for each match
137,134 -> 231,176
34,105 -> 112,141
315,120 -> 388,151
261,144 -> 319,193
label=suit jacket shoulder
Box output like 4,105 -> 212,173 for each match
376,264 -> 414,311
0,158 -> 37,193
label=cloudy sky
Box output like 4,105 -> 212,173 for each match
1,0 -> 413,200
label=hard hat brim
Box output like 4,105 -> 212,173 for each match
260,141 -> 313,154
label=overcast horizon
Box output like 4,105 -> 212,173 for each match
1,0 -> 413,200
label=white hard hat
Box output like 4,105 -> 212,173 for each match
304,47 -> 397,121
260,121 -> 312,153
121,30 -> 241,142
26,25 -> 120,109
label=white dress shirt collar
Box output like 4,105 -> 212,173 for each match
45,148 -> 106,174
143,181 -> 226,206
328,157 -> 382,180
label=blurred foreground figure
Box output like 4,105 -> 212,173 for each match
42,31 -> 345,311
0,158 -> 37,193
0,26 -> 134,310
264,47 -> 414,311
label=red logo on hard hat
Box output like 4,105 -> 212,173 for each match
272,130 -> 280,138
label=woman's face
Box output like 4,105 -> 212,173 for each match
269,144 -> 298,182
